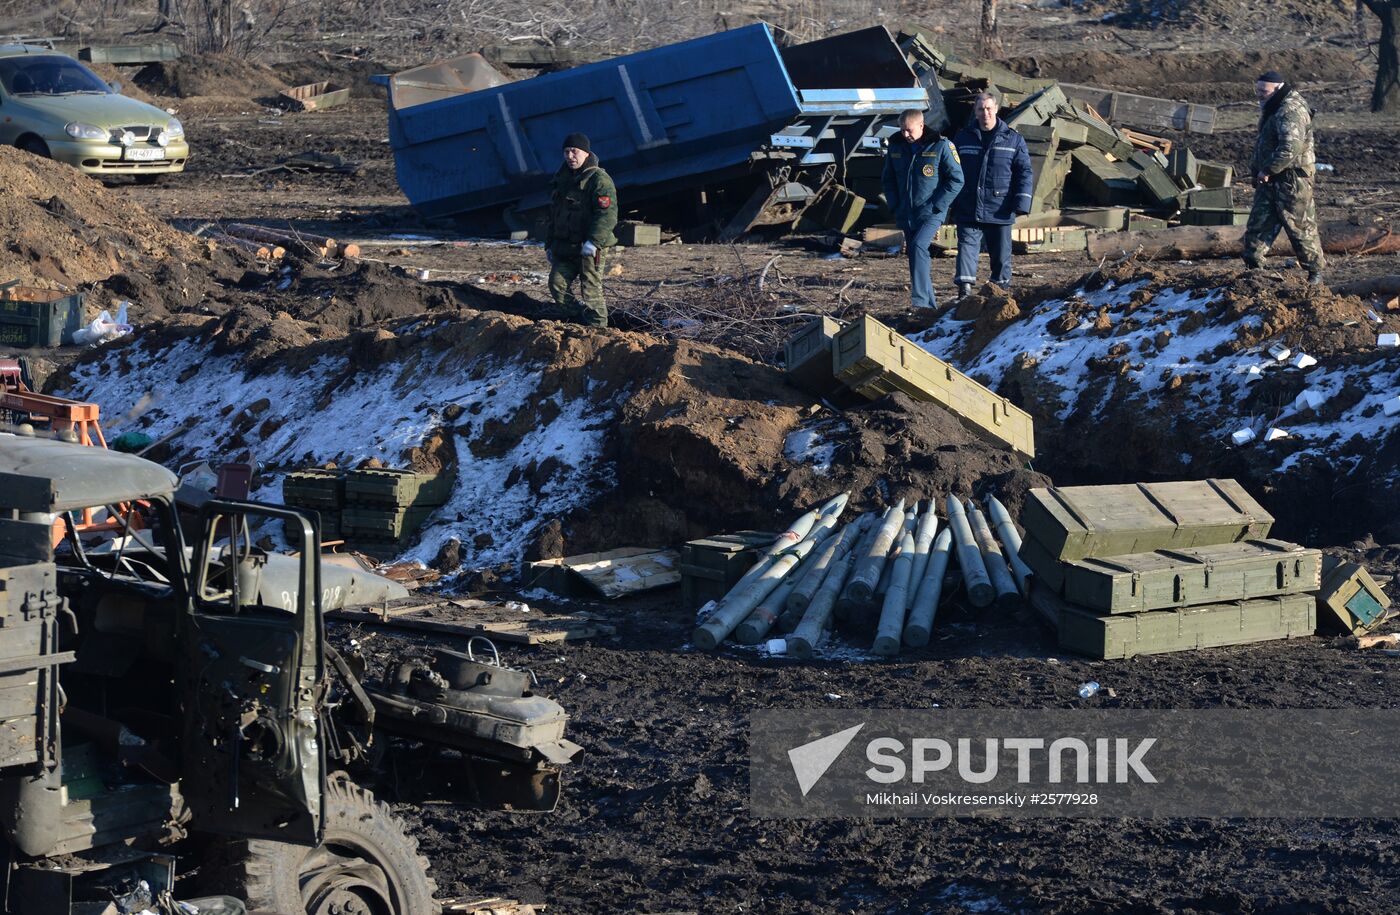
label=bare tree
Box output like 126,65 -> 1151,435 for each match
1364,0 -> 1400,112
979,0 -> 1002,59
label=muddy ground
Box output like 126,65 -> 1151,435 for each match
5,1 -> 1400,911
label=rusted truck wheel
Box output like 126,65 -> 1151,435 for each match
211,774 -> 439,915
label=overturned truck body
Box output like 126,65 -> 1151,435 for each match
376,24 -> 926,238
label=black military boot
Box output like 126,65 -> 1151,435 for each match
956,282 -> 973,300
1307,271 -> 1325,287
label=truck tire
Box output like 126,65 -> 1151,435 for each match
209,774 -> 439,915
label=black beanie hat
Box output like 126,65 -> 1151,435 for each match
562,132 -> 591,152
1258,70 -> 1285,84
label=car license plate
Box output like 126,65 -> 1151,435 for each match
124,148 -> 165,161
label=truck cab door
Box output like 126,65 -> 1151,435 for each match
177,500 -> 325,844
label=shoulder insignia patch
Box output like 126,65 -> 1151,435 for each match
950,147 -> 960,164
597,195 -> 612,209
922,163 -> 935,178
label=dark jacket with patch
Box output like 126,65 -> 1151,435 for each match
881,133 -> 964,231
950,119 -> 1034,225
547,153 -> 618,250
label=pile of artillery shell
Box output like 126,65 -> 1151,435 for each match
693,491 -> 1033,657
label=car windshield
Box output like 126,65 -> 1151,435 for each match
0,55 -> 111,96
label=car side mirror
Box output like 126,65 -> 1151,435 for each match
109,81 -> 122,93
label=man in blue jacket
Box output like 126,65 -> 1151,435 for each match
881,109 -> 964,309
951,92 -> 1034,299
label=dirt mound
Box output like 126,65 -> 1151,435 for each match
133,55 -> 287,99
1007,46 -> 1367,99
84,63 -> 165,107
54,308 -> 1042,574
1080,0 -> 1355,30
0,145 -> 217,294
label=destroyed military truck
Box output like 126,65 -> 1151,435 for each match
0,437 -> 580,915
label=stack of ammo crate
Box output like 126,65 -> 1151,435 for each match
283,466 -> 452,555
1020,479 -> 1322,659
282,468 -> 345,541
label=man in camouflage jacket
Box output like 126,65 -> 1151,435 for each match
1243,71 -> 1325,284
546,132 -> 618,327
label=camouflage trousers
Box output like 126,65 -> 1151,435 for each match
1242,170 -> 1325,273
548,247 -> 608,327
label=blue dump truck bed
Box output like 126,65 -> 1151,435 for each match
377,25 -> 926,234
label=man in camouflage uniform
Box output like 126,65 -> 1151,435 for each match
1243,70 -> 1325,284
546,133 -> 618,327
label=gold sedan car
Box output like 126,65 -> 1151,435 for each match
0,44 -> 189,182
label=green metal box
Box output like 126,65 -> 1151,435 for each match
1316,556 -> 1393,635
679,531 -> 776,611
282,468 -> 345,510
1020,479 -> 1274,564
1034,585 -> 1316,659
1195,160 -> 1234,189
832,315 -> 1036,458
0,286 -> 83,348
344,467 -> 452,508
784,316 -> 847,399
1061,538 -> 1322,614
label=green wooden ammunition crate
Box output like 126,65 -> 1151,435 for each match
342,505 -> 433,539
1062,206 -> 1128,230
805,185 -> 866,235
1062,538 -> 1322,614
679,530 -> 776,611
784,316 -> 847,399
617,222 -> 661,246
0,286 -> 83,348
1316,556 -> 1393,635
1018,533 -> 1066,593
1196,160 -> 1234,189
1128,213 -> 1170,231
1128,151 -> 1182,208
78,42 -> 179,64
282,508 -> 342,543
1179,209 -> 1248,227
1034,586 -> 1316,659
1068,147 -> 1139,207
1180,186 -> 1234,210
1021,479 -> 1274,564
1167,147 -> 1199,189
344,468 -> 452,508
282,468 -> 345,510
831,315 -> 1036,458
1005,85 -> 1070,129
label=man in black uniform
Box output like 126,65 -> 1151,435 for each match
545,133 -> 618,327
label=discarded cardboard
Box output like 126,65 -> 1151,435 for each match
279,81 -> 351,112
328,603 -> 615,644
523,547 -> 680,599
831,315 -> 1036,457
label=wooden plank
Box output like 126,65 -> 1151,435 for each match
1058,83 -> 1217,134
326,608 -> 615,644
